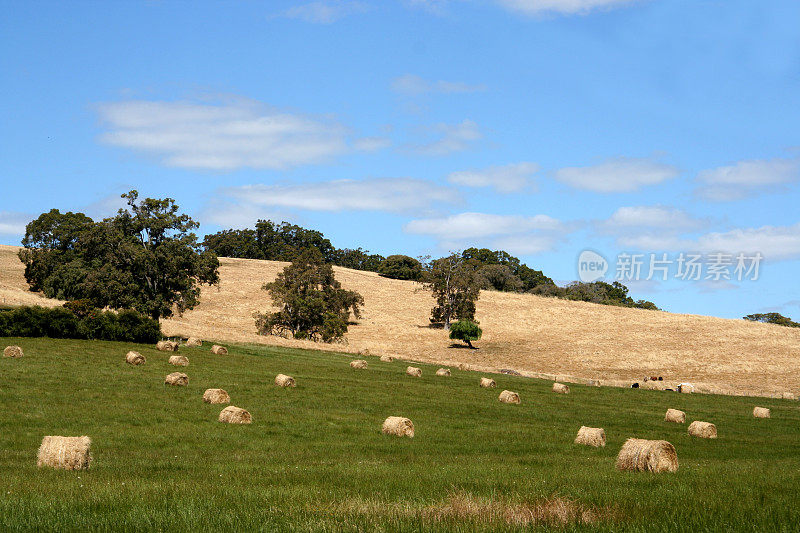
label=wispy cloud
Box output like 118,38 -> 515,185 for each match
555,156 -> 679,193
447,162 -> 539,193
599,206 -> 707,235
275,1 -> 368,24
495,0 -> 640,16
0,211 -> 31,236
616,222 -> 800,262
695,157 -> 800,201
97,96 -> 380,171
405,212 -> 572,254
218,178 -> 457,215
391,74 -> 486,96
407,119 -> 482,156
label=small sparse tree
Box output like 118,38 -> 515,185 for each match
744,313 -> 800,328
449,319 -> 482,348
423,253 -> 482,329
255,249 -> 364,342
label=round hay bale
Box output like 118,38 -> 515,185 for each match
37,436 -> 91,470
781,392 -> 797,400
350,359 -> 368,369
616,438 -> 678,473
219,406 -> 251,424
165,372 -> 188,386
382,416 -> 414,438
203,388 -> 231,404
688,421 -> 717,439
185,337 -> 202,347
3,345 -> 24,358
156,340 -> 179,352
275,374 -> 296,387
479,377 -> 496,388
574,426 -> 605,447
125,351 -> 145,366
664,408 -> 686,424
169,355 -> 189,367
753,407 -> 770,419
498,390 -> 520,404
379,354 -> 394,362
406,366 -> 422,377
553,382 -> 570,394
358,348 -> 371,356
211,345 -> 228,355
436,368 -> 451,377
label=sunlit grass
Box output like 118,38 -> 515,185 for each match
0,337 -> 798,531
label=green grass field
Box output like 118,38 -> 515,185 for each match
1,337 -> 799,531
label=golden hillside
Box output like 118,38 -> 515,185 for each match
2,244 -> 799,398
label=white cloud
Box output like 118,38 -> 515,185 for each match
405,212 -> 570,254
617,223 -> 800,262
0,212 -> 30,236
407,119 -> 481,156
220,178 -> 456,214
447,162 -> 539,193
495,0 -> 639,16
554,156 -> 679,193
97,97 -> 375,170
352,136 -> 391,152
600,206 -> 706,234
391,74 -> 486,96
695,158 -> 800,201
278,1 -> 368,24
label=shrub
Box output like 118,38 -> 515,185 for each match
379,255 -> 422,281
0,305 -> 161,343
449,319 -> 482,348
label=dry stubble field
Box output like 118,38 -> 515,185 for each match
2,244 -> 799,398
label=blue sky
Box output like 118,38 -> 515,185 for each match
1,0 -> 799,319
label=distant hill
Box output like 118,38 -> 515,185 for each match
2,244 -> 799,398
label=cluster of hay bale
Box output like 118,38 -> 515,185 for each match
37,436 -> 92,470
479,377 -> 496,388
753,407 -> 770,418
350,359 -> 368,369
156,340 -> 179,352
169,355 -> 189,367
211,345 -> 228,355
552,382 -> 570,394
616,438 -> 678,473
125,351 -> 145,366
688,421 -> 717,439
185,337 -> 202,347
165,372 -> 188,386
219,406 -> 251,424
382,416 -> 414,438
498,390 -> 520,404
379,354 -> 394,362
574,426 -> 605,447
406,366 -> 422,377
664,408 -> 685,424
203,388 -> 231,404
436,368 -> 451,377
4,345 -> 24,358
275,374 -> 296,387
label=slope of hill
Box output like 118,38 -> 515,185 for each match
2,244 -> 799,397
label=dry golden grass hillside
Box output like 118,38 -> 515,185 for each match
2,244 -> 799,398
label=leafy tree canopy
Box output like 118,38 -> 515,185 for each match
255,249 -> 364,342
19,191 -> 219,320
378,255 -> 423,281
423,254 -> 482,328
744,313 -> 800,328
448,319 -> 482,348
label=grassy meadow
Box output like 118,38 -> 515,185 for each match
1,337 -> 799,531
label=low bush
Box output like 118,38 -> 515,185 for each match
0,305 -> 161,343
